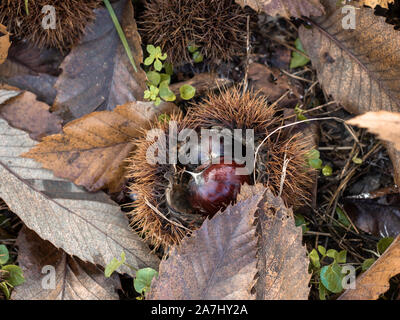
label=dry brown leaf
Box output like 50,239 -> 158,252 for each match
52,0 -> 147,122
299,0 -> 400,184
236,0 -> 325,18
0,86 -> 62,141
13,227 -> 121,300
0,59 -> 58,106
238,185 -> 311,300
347,112 -> 400,151
0,43 -> 63,106
339,234 -> 400,300
0,24 -> 10,64
0,118 -> 159,276
23,101 -> 177,193
248,62 -> 302,108
147,185 -> 265,300
343,199 -> 400,238
360,0 -> 394,9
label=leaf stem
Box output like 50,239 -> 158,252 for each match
25,0 -> 29,15
103,0 -> 138,72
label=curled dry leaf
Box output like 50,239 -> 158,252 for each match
347,112 -> 400,151
23,101 -> 178,193
299,0 -> 400,184
0,118 -> 159,276
0,24 -> 10,65
339,234 -> 400,300
13,227 -> 121,300
235,0 -> 325,18
0,86 -> 62,141
147,185 -> 265,300
237,184 -> 311,300
52,0 -> 147,122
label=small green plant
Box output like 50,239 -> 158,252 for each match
0,244 -> 25,299
144,45 -> 167,71
306,149 -> 333,177
105,251 -> 158,299
188,43 -> 204,63
309,246 -> 348,300
290,38 -> 310,69
335,207 -> 352,228
294,214 -> 309,234
361,237 -> 394,272
294,104 -> 307,121
134,268 -> 158,299
352,155 -> 363,164
143,45 -> 196,106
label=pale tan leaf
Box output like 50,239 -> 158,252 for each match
360,0 -> 394,9
236,0 -> 325,18
0,86 -> 62,141
13,227 -> 121,300
238,185 -> 311,300
0,118 -> 159,276
339,234 -> 400,300
0,85 -> 20,105
0,24 -> 10,65
23,101 -> 177,193
299,0 -> 400,184
147,186 -> 266,300
52,0 -> 147,121
347,112 -> 400,151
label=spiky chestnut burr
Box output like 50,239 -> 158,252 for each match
138,0 -> 247,64
0,0 -> 101,51
127,88 -> 314,250
184,87 -> 314,209
127,113 -> 204,250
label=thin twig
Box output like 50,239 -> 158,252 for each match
144,198 -> 192,233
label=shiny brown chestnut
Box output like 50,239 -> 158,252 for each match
188,158 -> 251,217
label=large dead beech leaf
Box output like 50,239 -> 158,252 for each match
147,186 -> 265,300
23,101 -> 177,193
0,86 -> 62,141
299,0 -> 400,183
360,0 -> 394,9
0,24 -> 10,64
236,0 -> 325,18
347,112 -> 400,151
13,228 -> 120,300
0,118 -> 159,276
237,185 -> 311,300
52,0 -> 147,121
339,234 -> 400,300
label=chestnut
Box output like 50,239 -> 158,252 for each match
188,158 -> 251,217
